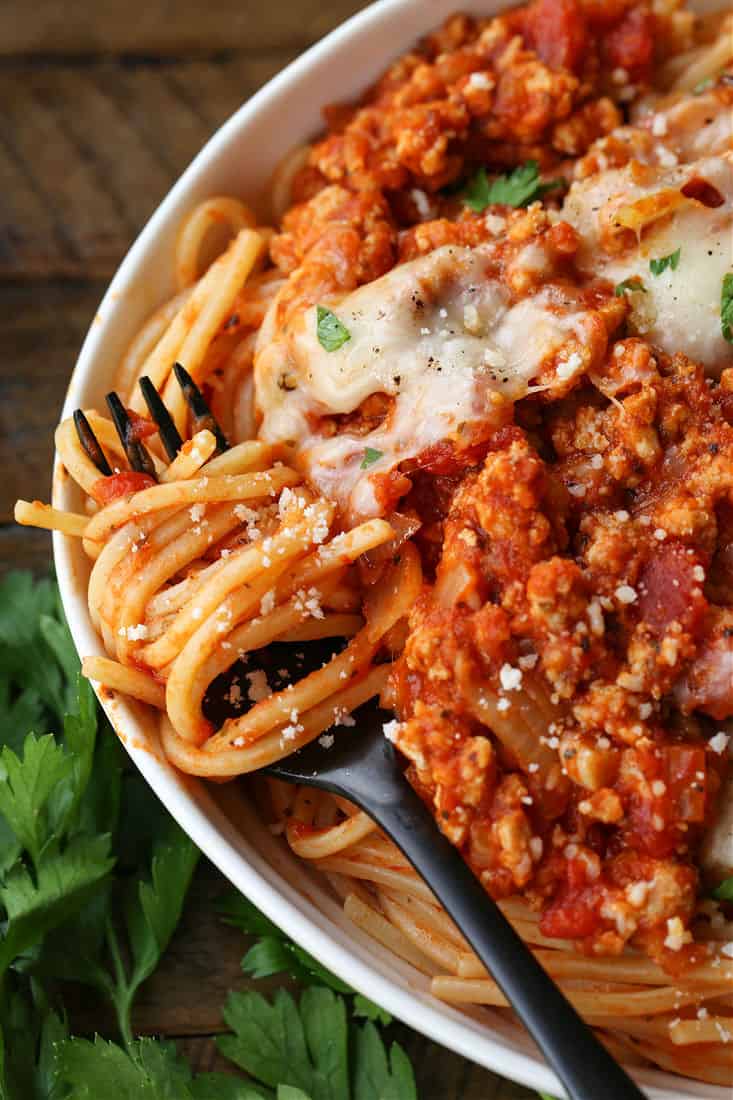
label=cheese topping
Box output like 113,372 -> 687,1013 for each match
564,153 -> 733,374
255,244 -> 599,519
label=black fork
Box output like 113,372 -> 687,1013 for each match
73,362 -> 229,477
203,645 -> 649,1100
264,708 -> 648,1100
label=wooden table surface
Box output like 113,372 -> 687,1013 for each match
0,3 -> 535,1095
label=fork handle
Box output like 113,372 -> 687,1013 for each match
355,776 -> 648,1100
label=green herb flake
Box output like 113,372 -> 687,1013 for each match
649,248 -> 681,276
721,273 -> 733,344
316,306 -> 351,352
360,447 -> 383,469
462,160 -> 564,212
712,876 -> 733,902
614,278 -> 647,297
693,76 -> 715,94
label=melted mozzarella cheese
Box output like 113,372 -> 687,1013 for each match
563,153 -> 733,375
255,244 -> 594,520
634,90 -> 733,164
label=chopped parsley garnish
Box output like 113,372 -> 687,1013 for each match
316,305 -> 351,352
462,160 -> 564,211
693,76 -> 715,94
649,248 -> 681,276
712,876 -> 733,902
721,273 -> 733,343
361,447 -> 383,469
614,278 -> 647,297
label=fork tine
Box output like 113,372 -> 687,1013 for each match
138,376 -> 183,461
73,409 -> 113,476
173,362 -> 229,453
105,392 -> 158,479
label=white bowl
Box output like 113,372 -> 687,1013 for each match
52,3 -> 726,1097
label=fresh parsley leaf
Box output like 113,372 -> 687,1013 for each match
360,448 -> 383,470
721,273 -> 733,343
191,1074 -> 272,1099
223,889 -> 353,995
0,573 -> 77,726
0,833 -> 114,977
218,891 -> 282,938
107,820 -> 199,1044
649,248 -> 681,276
39,610 -> 80,691
0,572 -> 57,650
242,937 -> 295,981
57,1036 -> 193,1100
0,734 -> 73,867
0,984 -> 68,1100
316,307 -> 351,352
0,677 -> 98,868
614,278 -> 647,297
0,683 -> 45,759
352,996 -> 392,1027
127,820 -> 199,977
463,161 -> 563,211
352,1023 -> 417,1100
712,876 -> 733,902
218,987 -> 349,1100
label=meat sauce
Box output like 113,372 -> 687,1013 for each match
392,344 -> 733,963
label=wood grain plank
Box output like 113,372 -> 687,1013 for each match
0,525 -> 54,577
0,0 -> 366,57
0,280 -> 103,524
0,56 -> 293,280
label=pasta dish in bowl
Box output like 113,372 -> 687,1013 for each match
16,0 -> 733,1093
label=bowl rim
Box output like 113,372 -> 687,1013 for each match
51,3 -> 725,1097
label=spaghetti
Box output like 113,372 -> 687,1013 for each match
16,0 -> 733,1086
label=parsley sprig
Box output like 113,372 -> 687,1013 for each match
649,248 -> 681,276
721,273 -> 733,344
614,278 -> 647,297
462,160 -> 564,211
712,876 -> 733,902
0,571 -> 418,1100
316,307 -> 351,352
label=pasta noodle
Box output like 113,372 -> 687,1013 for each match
15,0 -> 733,1086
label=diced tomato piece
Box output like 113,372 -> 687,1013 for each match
603,6 -> 654,81
680,177 -> 726,209
620,742 -> 707,857
125,410 -> 157,442
638,542 -> 707,638
524,0 -> 588,73
406,439 -> 491,477
91,471 -> 156,505
677,629 -> 733,720
664,745 -> 707,824
540,859 -> 602,939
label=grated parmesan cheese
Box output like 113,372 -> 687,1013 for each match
664,917 -> 693,952
709,731 -> 730,755
499,663 -> 523,692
